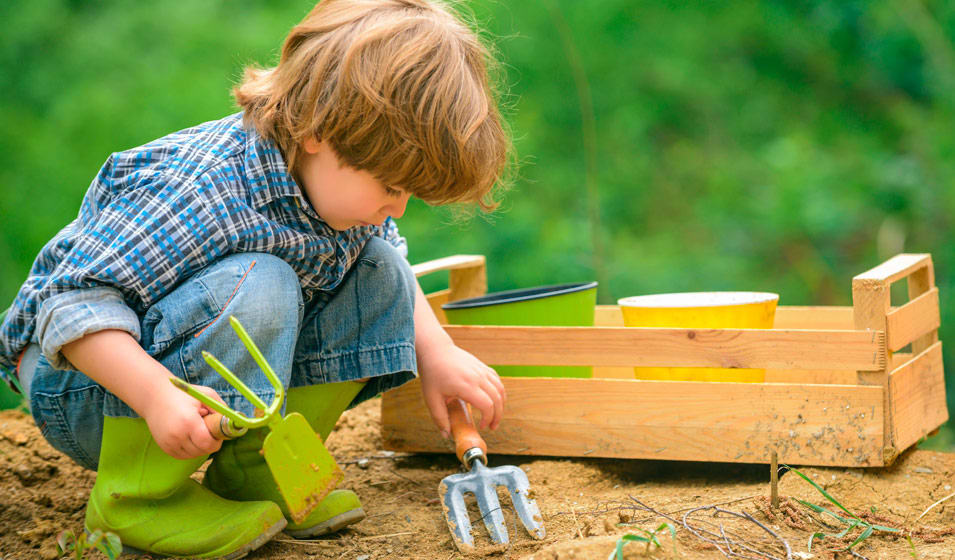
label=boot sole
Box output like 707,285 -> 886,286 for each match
284,507 -> 365,539
95,517 -> 288,559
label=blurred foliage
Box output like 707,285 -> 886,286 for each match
0,0 -> 952,448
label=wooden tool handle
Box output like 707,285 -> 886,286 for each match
202,412 -> 246,440
447,399 -> 487,464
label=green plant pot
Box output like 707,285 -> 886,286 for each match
442,282 -> 597,378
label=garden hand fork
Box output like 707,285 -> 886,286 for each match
171,315 -> 343,524
438,399 -> 545,551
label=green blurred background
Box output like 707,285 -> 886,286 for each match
1,1 -> 952,449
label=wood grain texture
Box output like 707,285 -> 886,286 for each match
889,342 -> 949,455
907,261 -> 939,354
381,378 -> 885,466
852,269 -> 892,458
853,253 -> 932,285
449,265 -> 487,301
886,287 -> 940,352
411,254 -> 486,278
425,289 -> 450,325
442,325 -> 885,370
772,307 -> 855,330
597,305 -> 857,330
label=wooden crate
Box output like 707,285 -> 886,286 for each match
380,254 -> 947,467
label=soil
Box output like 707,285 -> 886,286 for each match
2,401 -> 954,560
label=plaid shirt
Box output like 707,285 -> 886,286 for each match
0,112 -> 407,374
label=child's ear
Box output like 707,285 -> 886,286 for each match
303,136 -> 322,154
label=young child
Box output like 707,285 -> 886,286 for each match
0,0 -> 509,557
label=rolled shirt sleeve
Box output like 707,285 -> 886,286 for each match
34,287 -> 141,370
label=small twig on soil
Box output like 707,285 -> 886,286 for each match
917,490 -> 955,521
624,496 -> 792,560
569,503 -> 584,539
340,451 -> 414,464
559,494 -> 759,526
273,538 -> 341,547
389,468 -> 422,486
771,450 -> 779,510
682,504 -> 793,560
392,490 -> 421,501
360,531 -> 415,540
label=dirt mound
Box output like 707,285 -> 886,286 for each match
1,402 -> 953,559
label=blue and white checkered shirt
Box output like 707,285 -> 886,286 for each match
0,112 -> 407,374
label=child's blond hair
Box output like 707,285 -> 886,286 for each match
234,0 -> 510,210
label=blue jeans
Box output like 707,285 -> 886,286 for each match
24,238 -> 417,470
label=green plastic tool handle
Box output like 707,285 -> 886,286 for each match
169,315 -> 286,434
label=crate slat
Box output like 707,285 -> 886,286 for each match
889,342 -> 948,456
772,306 -> 854,330
907,259 -> 938,354
381,378 -> 886,466
444,325 -> 885,371
411,254 -> 485,277
597,305 -> 858,331
854,253 -> 932,285
886,287 -> 940,352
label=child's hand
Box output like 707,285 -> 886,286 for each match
142,381 -> 225,460
417,340 -> 506,437
59,329 -> 225,460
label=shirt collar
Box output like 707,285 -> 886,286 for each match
238,118 -> 381,241
239,119 -> 317,217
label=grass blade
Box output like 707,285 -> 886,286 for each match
808,531 -> 825,552
785,465 -> 858,519
833,519 -> 861,539
612,534 -> 650,560
794,498 -> 850,524
847,525 -> 874,550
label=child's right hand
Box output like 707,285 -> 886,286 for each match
60,329 -> 226,460
142,381 -> 225,460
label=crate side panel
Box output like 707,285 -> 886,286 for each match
444,326 -> 886,370
381,378 -> 885,467
886,287 -> 940,352
764,370 -> 858,384
890,342 -> 948,452
773,307 -> 855,330
425,289 -> 450,324
597,305 -> 856,330
763,352 -> 911,384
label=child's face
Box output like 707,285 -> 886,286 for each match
296,138 -> 411,231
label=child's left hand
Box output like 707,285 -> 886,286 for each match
416,339 -> 506,437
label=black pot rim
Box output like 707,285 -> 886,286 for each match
441,281 -> 598,310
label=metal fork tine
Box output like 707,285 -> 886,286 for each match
441,483 -> 474,549
475,479 -> 509,544
509,483 -> 545,539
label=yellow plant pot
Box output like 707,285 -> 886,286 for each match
617,292 -> 779,383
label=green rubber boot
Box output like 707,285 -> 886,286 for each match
85,416 -> 286,559
204,381 -> 366,538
